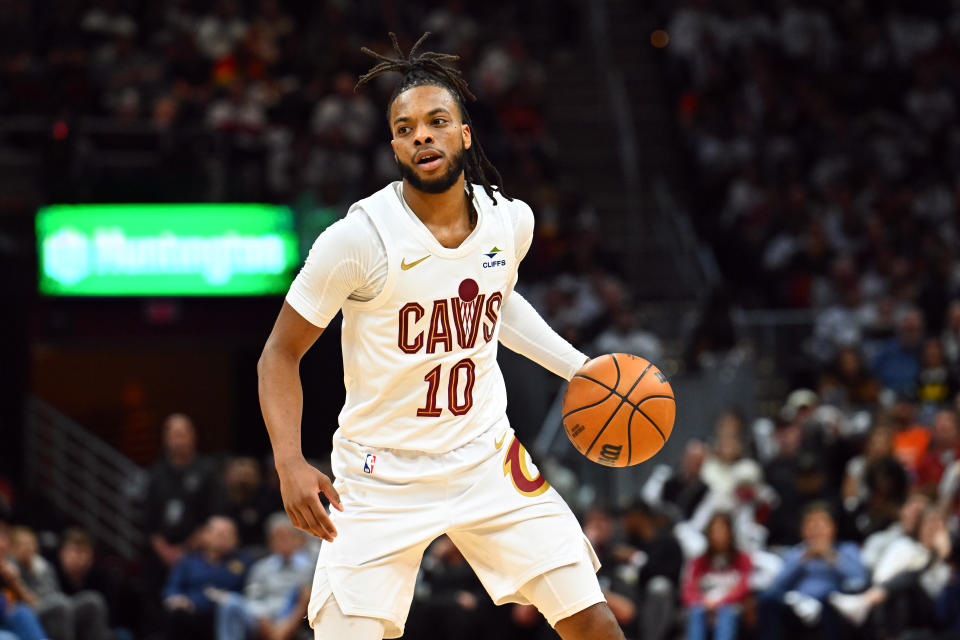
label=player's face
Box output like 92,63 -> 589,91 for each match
389,85 -> 472,194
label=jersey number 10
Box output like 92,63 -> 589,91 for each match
416,358 -> 476,417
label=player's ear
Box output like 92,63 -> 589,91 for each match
461,123 -> 471,151
390,138 -> 399,159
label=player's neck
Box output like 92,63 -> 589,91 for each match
401,175 -> 472,233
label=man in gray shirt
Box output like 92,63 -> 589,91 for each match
212,513 -> 314,640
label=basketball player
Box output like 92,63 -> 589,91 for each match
258,33 -> 623,640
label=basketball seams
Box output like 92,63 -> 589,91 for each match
573,373 -> 613,388
564,355 -> 676,467
573,371 -> 675,415
611,353 -> 622,390
583,403 -> 629,459
636,407 -> 666,441
635,394 -> 675,403
561,381 -> 616,421
583,368 -> 649,457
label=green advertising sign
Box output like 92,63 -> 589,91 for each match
37,203 -> 300,296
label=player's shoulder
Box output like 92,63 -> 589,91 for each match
306,201 -> 380,257
473,185 -> 533,229
349,181 -> 404,219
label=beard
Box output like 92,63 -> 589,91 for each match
397,144 -> 465,194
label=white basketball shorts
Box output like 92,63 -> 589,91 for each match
307,417 -> 601,638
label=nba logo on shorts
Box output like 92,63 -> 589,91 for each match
363,453 -> 376,474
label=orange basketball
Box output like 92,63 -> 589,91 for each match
562,353 -> 676,467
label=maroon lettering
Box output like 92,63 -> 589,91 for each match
426,299 -> 452,354
398,302 -> 425,353
451,294 -> 486,349
482,292 -> 503,343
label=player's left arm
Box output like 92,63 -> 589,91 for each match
498,200 -> 589,380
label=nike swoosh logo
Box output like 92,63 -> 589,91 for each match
494,433 -> 507,450
401,255 -> 430,271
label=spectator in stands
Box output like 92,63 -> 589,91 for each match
0,522 -> 49,640
762,398 -> 809,526
0,620 -> 21,640
1,592 -> 49,640
891,397 -> 935,476
843,424 -> 899,511
818,347 -> 880,410
937,448 -> 960,532
758,503 -> 867,640
682,512 -> 752,640
831,505 -> 952,635
592,309 -> 664,365
641,439 -> 709,521
767,451 -> 846,546
861,492 -> 929,575
310,71 -> 376,150
936,543 -> 960,635
942,300 -> 960,370
684,287 -> 738,372
700,411 -> 762,508
193,0 -> 247,61
145,414 -> 219,580
679,412 -> 772,554
54,528 -> 129,638
213,513 -> 312,640
162,516 -> 249,640
871,308 -> 924,397
582,507 -> 637,629
916,410 -> 960,495
848,434 -> 910,542
809,280 -> 871,366
213,457 -> 280,550
406,535 -> 499,640
11,526 -> 110,640
613,500 -> 683,640
917,339 -> 959,416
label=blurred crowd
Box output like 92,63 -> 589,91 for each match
662,0 -> 960,315
8,0 -> 960,639
1,0 -> 571,207
0,0 -> 649,359
630,2 -> 960,638
9,388 -> 960,639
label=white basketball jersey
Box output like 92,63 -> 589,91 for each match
335,181 -> 525,453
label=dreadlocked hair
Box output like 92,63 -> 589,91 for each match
356,32 -> 511,207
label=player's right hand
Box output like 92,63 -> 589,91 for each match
277,457 -> 343,542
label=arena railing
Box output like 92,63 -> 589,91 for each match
24,396 -> 148,560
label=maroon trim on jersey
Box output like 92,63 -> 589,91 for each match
426,299 -> 453,354
452,294 -> 486,349
398,302 -> 425,353
448,358 -> 476,416
482,292 -> 503,343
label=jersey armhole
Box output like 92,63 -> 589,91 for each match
342,208 -> 398,312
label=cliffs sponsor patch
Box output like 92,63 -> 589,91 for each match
482,246 -> 506,269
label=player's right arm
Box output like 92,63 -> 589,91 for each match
258,303 -> 342,542
258,211 -> 382,541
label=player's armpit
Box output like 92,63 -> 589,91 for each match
261,301 -> 326,362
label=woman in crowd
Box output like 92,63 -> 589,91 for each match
682,512 -> 752,640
